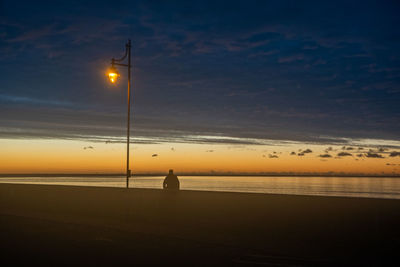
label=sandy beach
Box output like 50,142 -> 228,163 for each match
1,183 -> 400,266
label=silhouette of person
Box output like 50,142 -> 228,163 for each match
163,169 -> 180,190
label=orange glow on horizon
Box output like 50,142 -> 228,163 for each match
0,139 -> 399,175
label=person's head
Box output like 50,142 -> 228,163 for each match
169,169 -> 173,174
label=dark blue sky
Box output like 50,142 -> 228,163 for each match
1,0 -> 400,145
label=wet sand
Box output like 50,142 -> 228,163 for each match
1,183 -> 400,266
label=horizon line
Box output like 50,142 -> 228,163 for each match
1,172 -> 399,178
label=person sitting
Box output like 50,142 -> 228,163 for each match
163,169 -> 180,190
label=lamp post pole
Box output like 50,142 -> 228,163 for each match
108,40 -> 132,189
126,40 -> 131,189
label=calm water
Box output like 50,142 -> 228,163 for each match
1,176 -> 400,199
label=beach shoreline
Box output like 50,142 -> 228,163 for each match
1,183 -> 400,265
2,173 -> 400,178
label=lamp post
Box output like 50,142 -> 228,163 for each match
107,40 -> 132,189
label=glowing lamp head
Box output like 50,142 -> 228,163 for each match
108,66 -> 119,83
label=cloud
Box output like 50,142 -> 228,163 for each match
83,146 -> 94,150
319,154 -> 332,158
1,1 -> 400,149
301,149 -> 313,154
298,153 -> 305,156
152,154 -> 158,157
206,150 -> 214,152
290,151 -> 296,155
389,151 -> 400,157
356,153 -> 364,157
365,152 -> 384,158
324,147 -> 333,153
337,152 -> 352,157
0,94 -> 73,107
278,54 -> 304,63
7,24 -> 55,43
268,154 -> 278,158
1,103 -> 400,150
171,147 -> 175,151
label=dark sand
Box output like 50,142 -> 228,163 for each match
1,183 -> 400,266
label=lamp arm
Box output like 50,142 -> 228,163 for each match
112,41 -> 130,62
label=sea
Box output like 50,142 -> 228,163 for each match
1,176 -> 400,199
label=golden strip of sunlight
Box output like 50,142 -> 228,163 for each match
0,139 -> 398,174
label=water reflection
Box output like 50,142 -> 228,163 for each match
1,176 -> 400,199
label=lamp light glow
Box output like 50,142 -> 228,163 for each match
108,66 -> 119,83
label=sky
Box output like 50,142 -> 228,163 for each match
0,0 -> 400,174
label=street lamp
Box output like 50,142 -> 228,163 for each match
107,40 -> 132,188
108,65 -> 119,83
